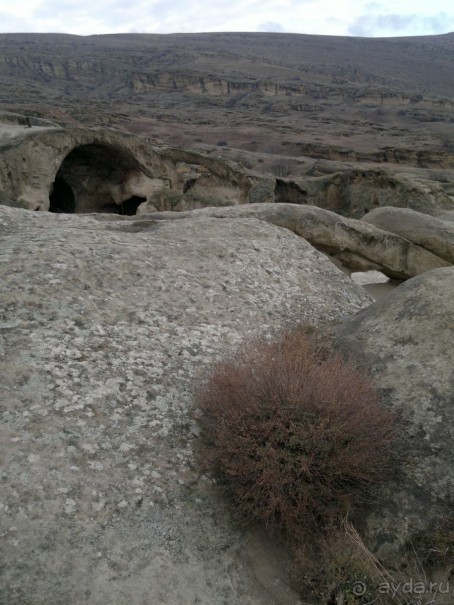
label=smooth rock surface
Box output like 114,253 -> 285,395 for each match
362,206 -> 454,264
335,267 -> 454,562
435,209 -> 454,222
0,205 -> 372,605
145,203 -> 451,279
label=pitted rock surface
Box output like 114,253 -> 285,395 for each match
0,206 -> 372,605
335,267 -> 454,562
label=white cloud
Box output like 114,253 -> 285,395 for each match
257,21 -> 286,33
0,0 -> 453,37
348,11 -> 454,37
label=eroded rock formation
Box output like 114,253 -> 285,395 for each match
0,125 -> 168,212
297,169 -> 454,218
362,206 -> 454,264
145,203 -> 451,279
1,124 -> 452,220
0,205 -> 372,604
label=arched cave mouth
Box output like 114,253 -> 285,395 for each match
49,143 -> 147,215
274,179 -> 308,204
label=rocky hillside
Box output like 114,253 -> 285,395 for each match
1,32 -> 453,159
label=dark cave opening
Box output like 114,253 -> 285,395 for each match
119,195 -> 146,215
100,196 -> 147,215
274,179 -> 308,204
49,144 -> 147,214
49,176 -> 76,213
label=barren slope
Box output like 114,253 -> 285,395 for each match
1,32 -> 453,160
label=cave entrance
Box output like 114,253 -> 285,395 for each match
274,179 -> 308,204
49,143 -> 147,214
49,176 -> 76,213
101,196 -> 147,215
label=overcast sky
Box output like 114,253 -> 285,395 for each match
0,0 -> 453,38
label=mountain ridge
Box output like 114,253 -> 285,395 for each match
0,31 -> 453,159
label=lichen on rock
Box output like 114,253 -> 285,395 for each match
0,205 -> 372,604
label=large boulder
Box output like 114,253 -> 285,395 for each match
147,203 -> 451,279
335,267 -> 454,562
362,206 -> 454,264
0,205 -> 372,605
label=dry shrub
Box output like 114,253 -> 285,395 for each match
194,328 -> 396,542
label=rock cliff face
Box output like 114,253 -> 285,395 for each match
285,142 -> 454,169
1,125 -> 453,220
0,32 -> 453,165
1,32 -> 453,99
283,169 -> 454,217
0,205 -> 372,605
0,126 -> 168,212
130,71 -> 306,97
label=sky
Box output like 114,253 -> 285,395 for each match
0,0 -> 453,38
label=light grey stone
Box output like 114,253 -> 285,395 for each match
145,203 -> 451,279
0,205 -> 372,605
335,267 -> 454,562
362,206 -> 454,264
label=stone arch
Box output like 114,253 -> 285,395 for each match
49,143 -> 148,214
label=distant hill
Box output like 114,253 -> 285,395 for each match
0,32 -> 453,158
